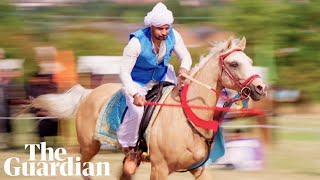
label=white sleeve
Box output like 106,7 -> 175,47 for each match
173,29 -> 192,71
119,37 -> 141,96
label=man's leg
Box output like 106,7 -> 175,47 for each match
117,94 -> 144,147
117,88 -> 145,175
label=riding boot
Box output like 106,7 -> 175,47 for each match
122,147 -> 141,176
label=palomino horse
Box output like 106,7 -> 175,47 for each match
30,37 -> 266,179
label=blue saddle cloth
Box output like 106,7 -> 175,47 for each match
94,90 -> 126,144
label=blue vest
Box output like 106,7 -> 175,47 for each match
129,27 -> 176,85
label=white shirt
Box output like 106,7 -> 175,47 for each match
120,29 -> 192,96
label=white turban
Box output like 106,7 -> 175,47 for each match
144,2 -> 174,27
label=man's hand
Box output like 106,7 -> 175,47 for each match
178,67 -> 189,80
178,67 -> 190,89
133,93 -> 145,106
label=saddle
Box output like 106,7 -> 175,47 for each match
136,81 -> 175,153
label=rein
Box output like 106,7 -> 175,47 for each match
144,84 -> 264,131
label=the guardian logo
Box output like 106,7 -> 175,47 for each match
3,142 -> 110,176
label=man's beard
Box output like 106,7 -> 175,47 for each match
155,35 -> 167,40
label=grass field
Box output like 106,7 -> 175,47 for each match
0,114 -> 319,179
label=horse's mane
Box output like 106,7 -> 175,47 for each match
190,37 -> 241,77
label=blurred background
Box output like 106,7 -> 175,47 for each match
0,0 -> 319,179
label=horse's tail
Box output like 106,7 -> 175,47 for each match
26,84 -> 92,119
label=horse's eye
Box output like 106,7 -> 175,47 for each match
230,62 -> 238,68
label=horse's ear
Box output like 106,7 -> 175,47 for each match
238,36 -> 246,50
222,37 -> 233,52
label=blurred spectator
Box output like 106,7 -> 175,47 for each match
0,56 -> 23,148
26,73 -> 57,97
0,72 -> 11,134
21,46 -> 59,142
25,68 -> 59,143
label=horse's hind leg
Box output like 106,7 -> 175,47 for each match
190,167 -> 210,180
80,140 -> 101,180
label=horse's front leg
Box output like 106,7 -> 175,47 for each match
150,162 -> 169,180
119,171 -> 132,180
79,140 -> 101,180
190,167 -> 210,180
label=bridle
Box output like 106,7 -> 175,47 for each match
219,48 -> 260,98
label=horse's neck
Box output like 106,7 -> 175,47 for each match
188,54 -> 222,120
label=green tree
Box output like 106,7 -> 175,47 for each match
211,0 -> 320,101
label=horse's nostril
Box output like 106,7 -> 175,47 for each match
256,85 -> 263,92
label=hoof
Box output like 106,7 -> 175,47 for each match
123,158 -> 138,175
122,149 -> 141,175
120,172 -> 132,180
83,176 -> 91,180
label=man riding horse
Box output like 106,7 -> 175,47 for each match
118,2 -> 192,175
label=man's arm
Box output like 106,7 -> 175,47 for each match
119,37 -> 142,97
172,29 -> 192,76
119,37 -> 146,106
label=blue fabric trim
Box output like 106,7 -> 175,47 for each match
242,98 -> 249,108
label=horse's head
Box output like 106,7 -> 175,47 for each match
219,37 -> 267,101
